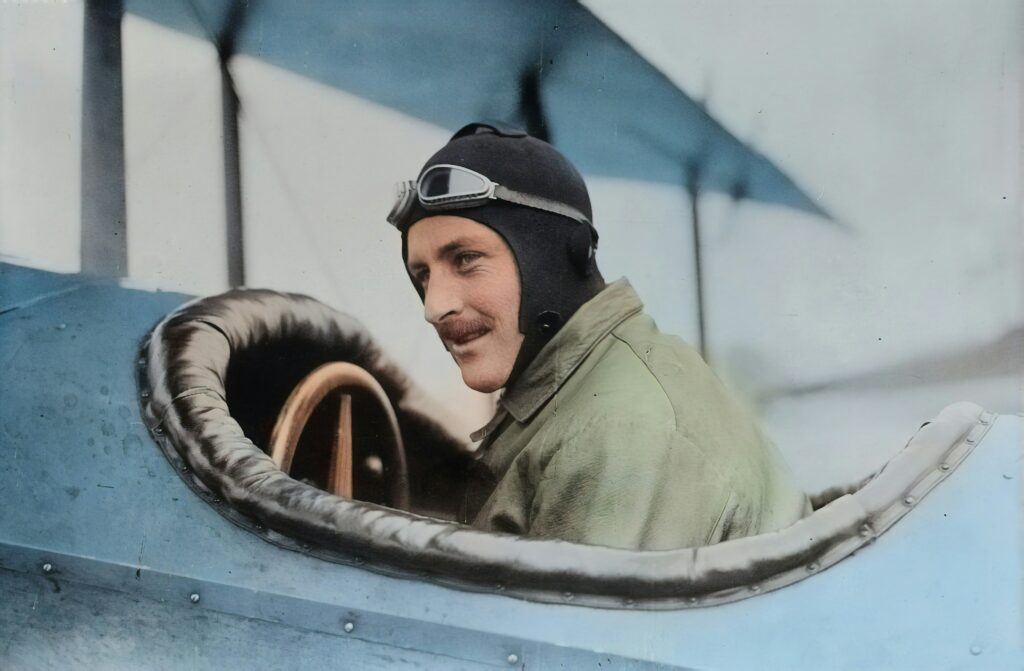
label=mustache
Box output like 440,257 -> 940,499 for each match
436,318 -> 490,344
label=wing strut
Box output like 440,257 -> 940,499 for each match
81,0 -> 128,277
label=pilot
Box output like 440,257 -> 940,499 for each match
387,122 -> 810,550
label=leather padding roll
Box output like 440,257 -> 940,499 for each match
138,289 -> 993,608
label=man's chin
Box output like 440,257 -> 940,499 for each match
459,366 -> 507,394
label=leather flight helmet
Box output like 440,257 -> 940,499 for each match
394,121 -> 605,387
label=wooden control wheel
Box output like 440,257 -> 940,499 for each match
268,362 -> 410,510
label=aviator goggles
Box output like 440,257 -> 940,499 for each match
387,164 -> 592,231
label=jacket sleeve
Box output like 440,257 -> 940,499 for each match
526,417 -> 745,551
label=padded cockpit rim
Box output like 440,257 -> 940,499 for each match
138,288 -> 994,609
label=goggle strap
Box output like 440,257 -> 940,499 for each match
493,185 -> 592,227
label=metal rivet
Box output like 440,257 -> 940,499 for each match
807,562 -> 819,572
507,653 -> 519,665
180,465 -> 189,473
494,582 -> 505,591
939,463 -> 951,471
562,591 -> 574,600
966,437 -> 976,445
56,323 -> 67,330
189,593 -> 200,604
212,497 -> 221,504
979,416 -> 990,425
903,496 -> 915,506
353,557 -> 364,565
343,621 -> 355,634
687,597 -> 698,605
41,562 -> 53,574
859,524 -> 873,537
254,523 -> 264,531
153,427 -> 163,435
140,390 -> 150,399
624,598 -> 635,607
970,645 -> 982,656
749,585 -> 761,593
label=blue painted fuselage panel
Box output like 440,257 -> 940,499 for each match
0,262 -> 1020,669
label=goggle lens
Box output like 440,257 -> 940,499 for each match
418,166 -> 490,202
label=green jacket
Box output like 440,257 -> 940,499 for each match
462,280 -> 811,550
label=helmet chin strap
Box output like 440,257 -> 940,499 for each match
502,236 -> 605,390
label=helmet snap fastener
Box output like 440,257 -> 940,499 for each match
536,311 -> 562,335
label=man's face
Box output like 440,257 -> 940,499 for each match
406,215 -> 524,393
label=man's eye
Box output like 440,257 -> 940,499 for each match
414,269 -> 429,286
455,252 -> 482,269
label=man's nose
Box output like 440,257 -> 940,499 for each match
423,273 -> 462,324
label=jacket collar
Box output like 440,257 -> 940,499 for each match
496,278 -> 643,425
